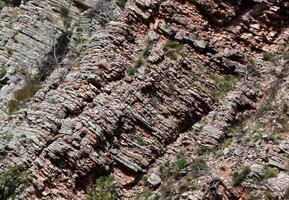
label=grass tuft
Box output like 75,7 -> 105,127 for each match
231,166 -> 251,185
86,176 -> 117,200
0,164 -> 29,200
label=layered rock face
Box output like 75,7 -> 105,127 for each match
0,0 -> 289,200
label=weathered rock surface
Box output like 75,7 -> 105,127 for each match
0,0 -> 289,200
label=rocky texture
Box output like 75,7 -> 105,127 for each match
0,0 -> 289,200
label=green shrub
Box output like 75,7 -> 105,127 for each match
213,138 -> 231,157
270,68 -> 285,79
0,0 -> 6,10
175,158 -> 186,171
0,164 -> 29,200
248,193 -> 258,200
60,6 -> 69,18
231,166 -> 251,185
178,183 -> 189,194
285,186 -> 289,199
283,101 -> 289,113
1,132 -> 13,141
175,151 -> 187,171
164,39 -> 183,60
135,57 -> 144,68
86,176 -> 117,200
159,162 -> 172,179
14,80 -> 41,102
246,60 -> 257,74
209,74 -> 237,100
264,166 -> 279,179
8,100 -> 18,114
115,0 -> 127,8
76,37 -> 87,54
220,166 -> 226,171
265,190 -> 273,200
0,68 -> 6,79
126,67 -> 136,76
191,158 -> 208,172
263,52 -> 277,62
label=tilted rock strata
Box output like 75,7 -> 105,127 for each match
0,0 -> 289,199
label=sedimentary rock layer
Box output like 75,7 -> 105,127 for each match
0,0 -> 289,199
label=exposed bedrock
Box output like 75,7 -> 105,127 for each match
0,0 -> 289,199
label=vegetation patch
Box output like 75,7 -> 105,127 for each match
0,132 -> 13,142
0,0 -> 6,10
209,73 -> 237,101
263,52 -> 277,63
60,6 -> 69,18
178,183 -> 189,194
191,158 -> 208,174
164,39 -> 183,60
230,165 -> 251,185
159,162 -> 173,179
175,152 -> 186,171
264,166 -> 279,179
86,176 -> 117,200
75,37 -> 87,55
265,190 -> 273,200
0,164 -> 29,200
270,68 -> 285,79
213,138 -> 231,157
285,186 -> 289,200
126,67 -> 136,77
115,0 -> 127,8
0,68 -> 6,79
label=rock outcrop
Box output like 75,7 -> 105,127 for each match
0,0 -> 289,200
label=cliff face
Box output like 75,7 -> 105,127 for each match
0,0 -> 289,199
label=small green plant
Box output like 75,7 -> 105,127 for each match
86,176 -> 117,200
8,100 -> 18,114
60,6 -> 69,18
283,101 -> 289,113
126,67 -> 136,76
196,146 -> 210,156
0,164 -> 29,200
264,166 -> 279,179
178,183 -> 189,194
164,39 -> 183,60
135,57 -> 144,68
1,132 -> 13,141
209,74 -> 237,100
248,193 -> 258,200
196,63 -> 205,73
115,0 -> 127,8
174,151 -> 187,171
0,68 -> 6,79
213,138 -> 231,157
265,190 -> 273,200
17,134 -> 27,140
231,166 -> 251,185
76,37 -> 87,54
246,60 -> 257,74
142,187 -> 152,199
14,80 -> 41,102
285,186 -> 289,199
220,166 -> 226,171
270,68 -> 285,79
0,0 -> 6,10
263,52 -> 277,62
142,175 -> 148,182
159,162 -> 172,179
191,158 -> 208,173
175,158 -> 186,171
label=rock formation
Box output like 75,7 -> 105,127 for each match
0,0 -> 289,199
